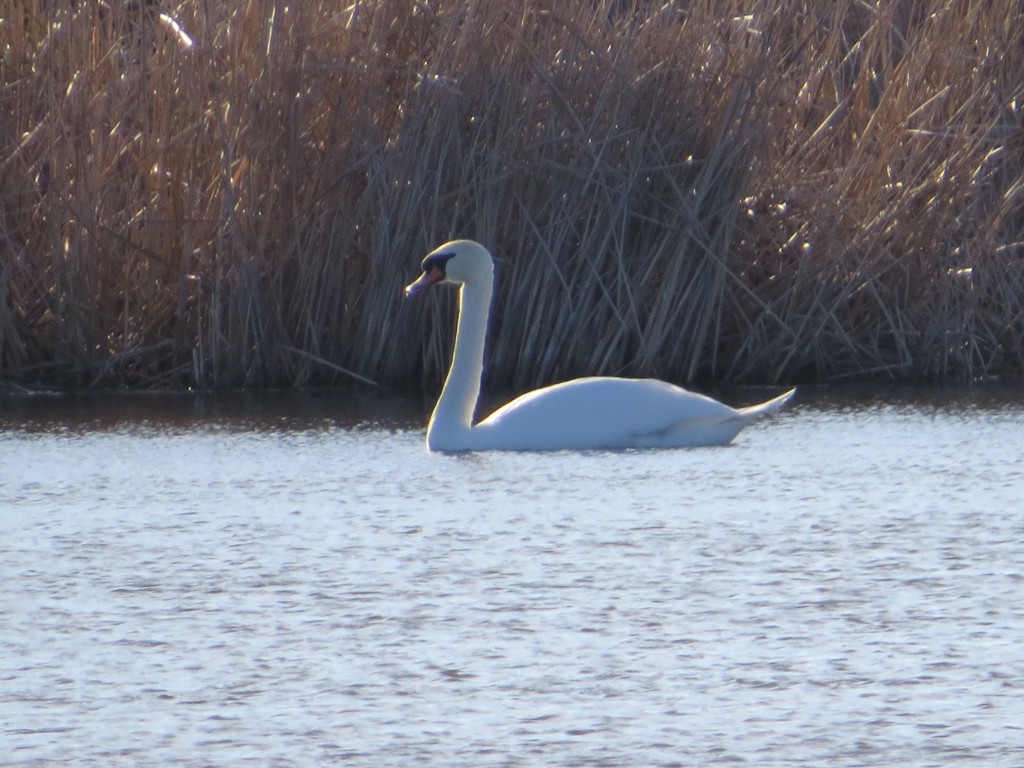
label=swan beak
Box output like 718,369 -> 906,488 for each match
404,267 -> 444,297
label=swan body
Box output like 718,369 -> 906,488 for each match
405,240 -> 794,452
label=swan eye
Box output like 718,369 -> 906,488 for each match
421,252 -> 455,277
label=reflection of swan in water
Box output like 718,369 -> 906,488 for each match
405,240 -> 795,452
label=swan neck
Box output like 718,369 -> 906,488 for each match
428,276 -> 492,444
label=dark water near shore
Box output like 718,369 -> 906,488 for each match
1,384 -> 1023,767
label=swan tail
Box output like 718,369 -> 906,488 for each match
736,388 -> 797,423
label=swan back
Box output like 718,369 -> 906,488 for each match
474,377 -> 751,450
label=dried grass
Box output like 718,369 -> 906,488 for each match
1,0 -> 1022,388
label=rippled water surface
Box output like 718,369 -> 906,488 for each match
2,385 -> 1023,767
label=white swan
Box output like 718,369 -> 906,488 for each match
405,240 -> 795,452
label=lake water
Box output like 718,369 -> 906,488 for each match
2,384 -> 1023,767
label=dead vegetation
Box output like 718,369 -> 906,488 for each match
1,0 -> 1022,388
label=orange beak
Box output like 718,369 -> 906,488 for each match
404,266 -> 445,297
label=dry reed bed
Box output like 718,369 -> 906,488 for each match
1,0 -> 1022,389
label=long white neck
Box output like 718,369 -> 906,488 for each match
426,275 -> 493,449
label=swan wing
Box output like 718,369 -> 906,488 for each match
474,377 -> 743,450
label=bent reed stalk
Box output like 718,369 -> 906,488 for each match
1,0 -> 1022,389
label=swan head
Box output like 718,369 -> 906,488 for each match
404,240 -> 494,297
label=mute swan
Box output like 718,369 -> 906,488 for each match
405,240 -> 795,452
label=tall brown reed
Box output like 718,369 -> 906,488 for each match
1,0 -> 1022,389
723,0 -> 1024,381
